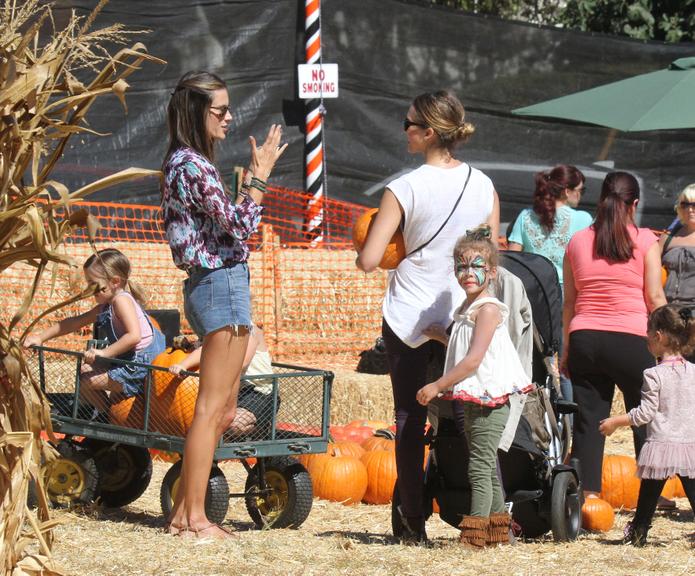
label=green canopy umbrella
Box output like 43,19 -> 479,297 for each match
512,57 -> 695,132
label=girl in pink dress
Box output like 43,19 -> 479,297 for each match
600,304 -> 695,546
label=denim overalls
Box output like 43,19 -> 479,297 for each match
94,298 -> 166,397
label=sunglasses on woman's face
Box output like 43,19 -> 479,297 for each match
680,201 -> 695,210
209,105 -> 231,118
403,118 -> 426,131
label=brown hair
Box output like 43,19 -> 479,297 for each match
648,304 -> 695,356
533,165 -> 585,231
592,171 -> 640,263
164,70 -> 227,165
453,224 -> 498,268
84,248 -> 147,306
411,90 -> 475,153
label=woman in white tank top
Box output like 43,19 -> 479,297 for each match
356,90 -> 499,544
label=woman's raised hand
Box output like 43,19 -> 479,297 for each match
248,124 -> 288,182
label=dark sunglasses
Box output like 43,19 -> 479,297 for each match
209,105 -> 231,118
680,201 -> 695,210
403,118 -> 426,131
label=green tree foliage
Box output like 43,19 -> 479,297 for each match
429,0 -> 695,42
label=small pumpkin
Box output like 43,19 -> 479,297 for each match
600,454 -> 641,509
361,449 -> 397,505
352,208 -> 405,270
661,476 -> 685,499
312,455 -> 368,505
661,266 -> 668,287
581,497 -> 615,532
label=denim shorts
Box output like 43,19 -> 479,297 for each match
108,329 -> 166,397
183,264 -> 252,338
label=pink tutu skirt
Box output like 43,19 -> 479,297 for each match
636,440 -> 695,479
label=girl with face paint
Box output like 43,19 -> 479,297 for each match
416,225 -> 533,548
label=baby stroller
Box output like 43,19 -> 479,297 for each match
392,251 -> 582,541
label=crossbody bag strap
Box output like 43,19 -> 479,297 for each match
662,221 -> 682,253
406,164 -> 473,257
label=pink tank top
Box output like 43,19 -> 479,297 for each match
111,291 -> 153,350
566,226 -> 657,337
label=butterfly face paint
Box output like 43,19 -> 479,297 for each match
455,254 -> 488,286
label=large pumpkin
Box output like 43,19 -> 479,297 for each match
109,392 -> 145,429
312,455 -> 368,505
150,348 -> 199,436
600,455 -> 641,509
361,449 -> 397,505
352,208 -> 405,270
329,441 -> 365,460
581,497 -> 615,532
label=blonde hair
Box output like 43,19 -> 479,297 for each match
83,248 -> 147,306
675,183 -> 695,224
411,91 -> 475,153
453,224 -> 498,268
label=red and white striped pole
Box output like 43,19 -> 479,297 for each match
303,0 -> 325,243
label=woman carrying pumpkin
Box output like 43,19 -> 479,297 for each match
562,172 -> 667,503
356,90 -> 499,544
160,71 -> 286,539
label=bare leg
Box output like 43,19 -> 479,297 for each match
168,326 -> 249,538
227,407 -> 257,435
80,364 -> 121,412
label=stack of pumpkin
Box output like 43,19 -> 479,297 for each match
581,454 -> 686,532
299,422 -> 403,506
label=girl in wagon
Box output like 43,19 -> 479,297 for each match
24,248 -> 165,418
600,304 -> 695,546
416,225 -> 533,548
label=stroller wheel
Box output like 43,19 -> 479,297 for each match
550,471 -> 581,541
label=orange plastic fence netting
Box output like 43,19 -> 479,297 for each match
1,186 -> 386,368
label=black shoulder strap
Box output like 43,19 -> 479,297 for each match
662,221 -> 683,253
406,165 -> 473,257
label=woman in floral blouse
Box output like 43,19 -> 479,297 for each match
161,71 -> 286,539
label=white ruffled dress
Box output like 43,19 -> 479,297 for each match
441,297 -> 533,406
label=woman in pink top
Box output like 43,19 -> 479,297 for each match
561,171 -> 666,498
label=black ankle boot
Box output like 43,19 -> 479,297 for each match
623,521 -> 649,547
396,505 -> 428,545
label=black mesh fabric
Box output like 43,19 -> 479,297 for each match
53,0 -> 695,229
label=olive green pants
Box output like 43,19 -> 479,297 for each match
463,401 -> 510,517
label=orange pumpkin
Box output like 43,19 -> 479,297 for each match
600,455 -> 641,509
361,449 -> 397,505
352,208 -> 405,270
109,392 -> 145,429
329,441 -> 366,460
581,497 -> 615,532
150,348 -> 199,436
432,497 -> 440,514
348,419 -> 392,431
661,476 -> 685,499
661,266 -> 668,287
362,435 -> 396,452
312,455 -> 368,505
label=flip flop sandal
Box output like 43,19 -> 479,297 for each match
185,523 -> 235,540
164,521 -> 187,536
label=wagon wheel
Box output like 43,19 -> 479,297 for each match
83,439 -> 152,508
244,456 -> 312,529
159,459 -> 229,525
44,440 -> 100,507
550,471 -> 581,542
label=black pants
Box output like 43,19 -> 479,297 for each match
382,319 -> 445,520
568,330 -> 654,493
633,475 -> 695,527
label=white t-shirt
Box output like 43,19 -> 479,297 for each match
382,162 -> 495,347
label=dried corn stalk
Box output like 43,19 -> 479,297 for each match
0,1 -> 164,573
